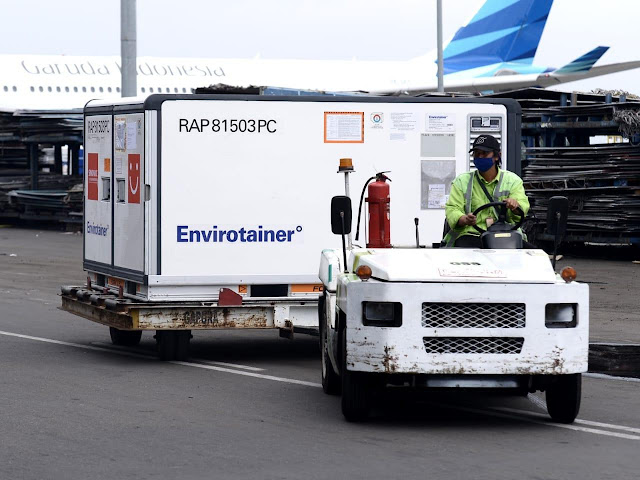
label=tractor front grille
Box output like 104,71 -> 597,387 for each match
422,303 -> 526,329
423,337 -> 524,355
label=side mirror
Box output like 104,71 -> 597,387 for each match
546,196 -> 569,236
331,196 -> 352,235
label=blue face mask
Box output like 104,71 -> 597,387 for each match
473,156 -> 495,172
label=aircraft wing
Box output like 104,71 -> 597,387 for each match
378,60 -> 640,95
549,60 -> 640,82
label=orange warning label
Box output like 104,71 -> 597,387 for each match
108,277 -> 125,289
291,284 -> 324,293
324,112 -> 364,143
104,157 -> 111,172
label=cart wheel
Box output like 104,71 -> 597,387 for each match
175,330 -> 191,361
319,295 -> 340,395
156,331 -> 177,361
546,374 -> 582,424
156,330 -> 191,361
109,327 -> 142,346
341,330 -> 370,422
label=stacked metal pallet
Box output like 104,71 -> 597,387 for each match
0,174 -> 82,221
0,110 -> 28,171
0,109 -> 83,224
12,109 -> 83,142
523,145 -> 640,244
504,89 -> 640,246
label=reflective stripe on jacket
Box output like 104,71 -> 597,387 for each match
443,168 -> 530,247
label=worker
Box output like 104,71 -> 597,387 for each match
443,134 -> 531,248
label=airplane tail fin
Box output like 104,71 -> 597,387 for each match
443,0 -> 553,75
553,46 -> 609,74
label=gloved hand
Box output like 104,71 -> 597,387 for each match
457,213 -> 477,226
504,198 -> 520,211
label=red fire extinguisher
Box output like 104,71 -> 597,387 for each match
365,172 -> 391,248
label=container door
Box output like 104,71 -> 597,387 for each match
84,115 -> 112,267
113,113 -> 145,274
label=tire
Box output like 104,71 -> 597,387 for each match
318,293 -> 325,351
546,374 -> 582,424
341,330 -> 370,422
156,331 -> 177,361
156,330 -> 191,361
319,294 -> 340,395
109,327 -> 142,346
175,330 -> 191,361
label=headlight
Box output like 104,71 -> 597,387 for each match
545,303 -> 577,328
362,302 -> 402,327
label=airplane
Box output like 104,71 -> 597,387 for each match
417,0 -> 640,95
1,0 -> 639,111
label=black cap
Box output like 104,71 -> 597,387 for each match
469,134 -> 500,153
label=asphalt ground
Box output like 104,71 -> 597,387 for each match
1,227 -> 639,479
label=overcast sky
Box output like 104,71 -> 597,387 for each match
2,0 -> 639,93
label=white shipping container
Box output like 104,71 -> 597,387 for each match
83,94 -> 521,328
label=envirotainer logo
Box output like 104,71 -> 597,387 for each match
87,222 -> 109,236
177,225 -> 303,243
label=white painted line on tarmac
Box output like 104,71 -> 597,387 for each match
456,405 -> 640,440
497,406 -> 640,435
91,342 -> 268,372
489,407 -> 640,440
91,342 -> 156,356
171,360 -> 321,388
584,372 -> 640,383
575,418 -> 640,435
190,359 -> 266,372
0,330 -> 153,360
0,330 -> 319,388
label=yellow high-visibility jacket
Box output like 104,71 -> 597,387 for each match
443,168 -> 530,247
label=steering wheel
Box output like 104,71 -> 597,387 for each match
471,201 -> 525,234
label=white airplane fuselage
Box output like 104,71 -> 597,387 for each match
0,53 -> 437,110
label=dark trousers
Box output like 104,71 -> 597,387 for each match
454,234 -> 537,249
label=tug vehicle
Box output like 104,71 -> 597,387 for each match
318,165 -> 588,423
